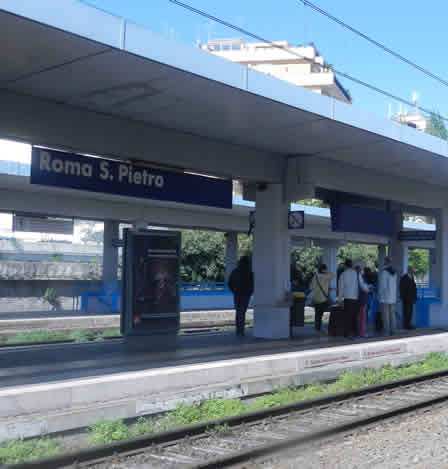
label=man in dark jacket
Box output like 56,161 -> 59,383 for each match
228,256 -> 254,336
400,266 -> 417,330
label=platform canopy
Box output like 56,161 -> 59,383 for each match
1,0 -> 448,210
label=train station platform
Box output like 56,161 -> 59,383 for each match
1,326 -> 448,440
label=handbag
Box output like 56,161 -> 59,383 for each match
313,275 -> 329,305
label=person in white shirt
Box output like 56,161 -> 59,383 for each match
378,256 -> 398,336
337,259 -> 360,338
310,264 -> 337,333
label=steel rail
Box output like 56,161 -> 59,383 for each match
6,368 -> 448,469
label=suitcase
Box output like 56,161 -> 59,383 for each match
328,304 -> 346,336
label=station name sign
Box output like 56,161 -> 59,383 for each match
30,148 -> 232,209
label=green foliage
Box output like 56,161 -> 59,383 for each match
2,328 -> 122,345
5,329 -> 67,344
180,230 -> 226,282
88,420 -> 132,446
4,352 -> 448,464
69,329 -> 93,343
238,233 -> 253,258
337,243 -> 378,270
291,246 -> 322,288
425,112 -> 448,140
296,199 -> 328,208
408,249 -> 430,279
97,328 -> 121,339
206,423 -> 230,436
165,399 -> 248,428
133,417 -> 155,437
0,438 -> 62,465
42,288 -> 59,308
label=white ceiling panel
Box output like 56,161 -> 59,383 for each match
0,11 -> 108,83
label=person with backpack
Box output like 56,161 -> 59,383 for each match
378,256 -> 398,336
228,256 -> 254,336
310,264 -> 336,333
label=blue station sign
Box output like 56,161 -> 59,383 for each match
30,147 -> 232,209
398,230 -> 436,241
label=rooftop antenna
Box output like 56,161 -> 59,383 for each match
412,91 -> 419,112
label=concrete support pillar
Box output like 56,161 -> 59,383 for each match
403,246 -> 409,274
388,210 -> 406,277
429,208 -> 448,326
103,220 -> 119,284
225,232 -> 238,282
321,243 -> 338,301
378,245 -> 387,270
253,184 -> 290,339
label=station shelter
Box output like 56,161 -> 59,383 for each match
0,0 -> 447,339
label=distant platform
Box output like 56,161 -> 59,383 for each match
1,326 -> 447,440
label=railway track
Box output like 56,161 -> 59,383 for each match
8,369 -> 448,469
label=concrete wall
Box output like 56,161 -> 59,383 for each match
0,261 -> 101,280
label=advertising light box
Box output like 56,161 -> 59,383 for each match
121,229 -> 181,336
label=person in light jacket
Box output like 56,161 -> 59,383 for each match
378,256 -> 398,336
337,259 -> 359,338
310,264 -> 336,333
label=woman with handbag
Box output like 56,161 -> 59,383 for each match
310,264 -> 336,333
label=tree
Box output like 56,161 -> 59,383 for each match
296,199 -> 328,208
291,246 -> 322,289
337,243 -> 378,270
425,112 -> 448,140
180,230 -> 226,282
408,249 -> 429,280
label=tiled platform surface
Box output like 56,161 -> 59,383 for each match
0,327 -> 446,440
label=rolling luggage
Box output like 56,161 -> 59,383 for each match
328,304 -> 345,336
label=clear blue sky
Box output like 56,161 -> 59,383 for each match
85,0 -> 448,121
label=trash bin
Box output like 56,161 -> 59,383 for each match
290,292 -> 305,328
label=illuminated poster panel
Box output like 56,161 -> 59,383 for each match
121,229 -> 180,335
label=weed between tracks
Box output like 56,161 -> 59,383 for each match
0,328 -> 122,345
2,352 -> 448,465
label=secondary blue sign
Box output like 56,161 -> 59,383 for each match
398,231 -> 436,241
331,204 -> 394,237
30,148 -> 232,209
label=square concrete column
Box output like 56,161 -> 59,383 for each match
388,210 -> 405,277
253,184 -> 290,339
378,245 -> 386,270
320,242 -> 338,301
225,232 -> 238,282
103,220 -> 119,283
429,208 -> 448,326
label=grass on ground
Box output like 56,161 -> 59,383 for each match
0,328 -> 122,345
3,352 -> 448,464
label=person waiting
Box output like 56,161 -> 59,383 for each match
228,256 -> 254,337
378,256 -> 398,336
355,263 -> 372,338
310,264 -> 336,333
337,259 -> 360,339
400,266 -> 417,330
